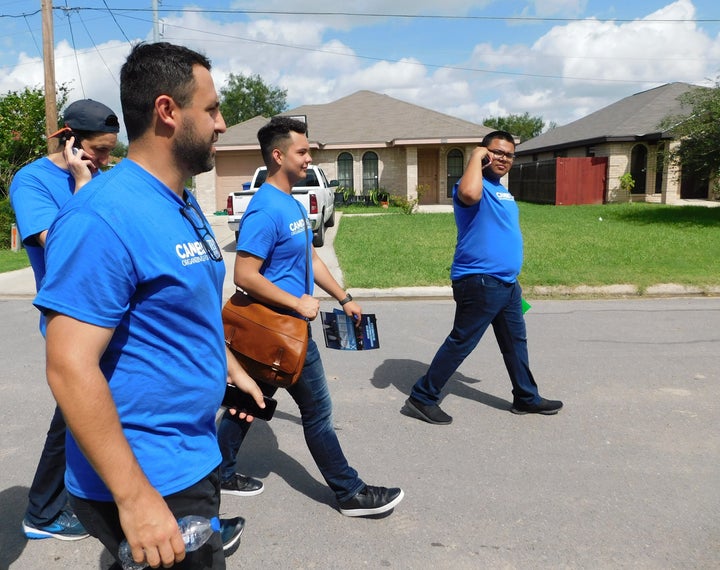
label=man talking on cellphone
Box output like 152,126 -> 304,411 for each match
10,98 -> 119,541
404,130 -> 563,425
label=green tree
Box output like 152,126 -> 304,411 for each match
483,112 -> 546,143
0,85 -> 69,198
660,82 -> 720,193
111,140 -> 128,159
219,73 -> 288,127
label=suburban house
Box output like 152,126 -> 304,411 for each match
513,82 -> 713,205
194,90 -> 493,213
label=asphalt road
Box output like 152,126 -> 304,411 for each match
2,295 -> 719,569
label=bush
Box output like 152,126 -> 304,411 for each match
0,197 -> 16,249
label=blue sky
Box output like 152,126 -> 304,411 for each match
1,0 -> 719,141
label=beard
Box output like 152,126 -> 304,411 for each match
173,116 -> 215,175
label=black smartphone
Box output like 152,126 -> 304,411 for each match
222,384 -> 277,421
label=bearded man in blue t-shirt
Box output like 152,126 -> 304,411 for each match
405,130 -> 563,425
34,42 -> 263,570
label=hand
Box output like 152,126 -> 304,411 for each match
116,486 -> 185,569
473,146 -> 492,169
226,349 -> 264,422
295,294 -> 320,320
64,137 -> 95,191
341,300 -> 363,327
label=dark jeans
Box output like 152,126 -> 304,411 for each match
411,274 -> 541,406
25,405 -> 68,525
218,336 -> 365,503
70,469 -> 224,570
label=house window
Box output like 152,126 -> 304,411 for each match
337,152 -> 353,190
654,143 -> 665,194
362,151 -> 378,192
447,149 -> 464,198
630,144 -> 648,194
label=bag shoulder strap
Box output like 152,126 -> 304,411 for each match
292,199 -> 311,296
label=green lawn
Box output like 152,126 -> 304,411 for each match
334,202 -> 720,290
0,248 -> 29,273
3,203 -> 720,292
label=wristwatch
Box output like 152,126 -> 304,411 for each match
339,293 -> 353,306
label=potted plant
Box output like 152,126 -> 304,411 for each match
619,172 -> 635,201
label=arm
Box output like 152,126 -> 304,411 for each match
28,139 -> 96,249
45,313 -> 185,568
312,247 -> 362,322
234,251 -> 320,320
456,146 -> 491,206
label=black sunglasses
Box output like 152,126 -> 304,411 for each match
180,202 -> 223,262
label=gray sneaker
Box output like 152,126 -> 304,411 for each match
22,509 -> 89,541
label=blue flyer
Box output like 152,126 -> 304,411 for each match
320,309 -> 380,350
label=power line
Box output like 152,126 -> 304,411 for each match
61,4 -> 85,97
77,11 -> 119,87
102,0 -> 131,43
25,7 -> 720,25
22,14 -> 42,58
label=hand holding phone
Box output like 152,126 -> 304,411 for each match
222,384 -> 277,421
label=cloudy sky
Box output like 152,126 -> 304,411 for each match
1,0 -> 719,140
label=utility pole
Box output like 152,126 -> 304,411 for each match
153,0 -> 159,42
42,0 -> 58,153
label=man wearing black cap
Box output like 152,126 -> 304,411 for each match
9,98 -> 119,540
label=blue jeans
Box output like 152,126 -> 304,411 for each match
218,336 -> 364,503
26,405 -> 69,525
411,274 -> 541,406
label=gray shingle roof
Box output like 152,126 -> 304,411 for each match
217,90 -> 491,148
517,82 -> 702,154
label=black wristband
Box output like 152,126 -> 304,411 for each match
339,293 -> 353,306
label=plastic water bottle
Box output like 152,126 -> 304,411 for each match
118,515 -> 221,570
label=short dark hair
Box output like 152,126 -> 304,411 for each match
120,42 -> 212,141
257,116 -> 308,166
480,130 -> 515,148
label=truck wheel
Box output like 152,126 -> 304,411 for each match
325,208 -> 336,228
313,217 -> 326,247
235,231 -> 239,242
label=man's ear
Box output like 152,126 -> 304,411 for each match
271,147 -> 283,165
155,95 -> 177,130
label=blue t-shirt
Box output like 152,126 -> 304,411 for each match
9,157 -> 82,292
450,177 -> 523,283
236,182 -> 313,297
34,159 -> 226,501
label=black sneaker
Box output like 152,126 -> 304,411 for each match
404,397 -> 453,425
220,516 -> 245,553
511,398 -> 563,415
339,485 -> 404,517
220,473 -> 264,497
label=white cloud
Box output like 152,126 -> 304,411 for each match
2,0 -> 719,137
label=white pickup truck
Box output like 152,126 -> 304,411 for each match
226,165 -> 337,247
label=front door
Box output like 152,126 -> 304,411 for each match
417,149 -> 438,204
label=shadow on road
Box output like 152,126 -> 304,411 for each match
369,358 -> 512,412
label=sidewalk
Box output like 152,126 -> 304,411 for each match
2,209 -> 719,300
